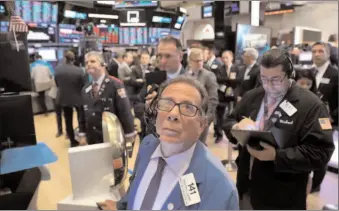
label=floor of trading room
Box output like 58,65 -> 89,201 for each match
33,113 -> 338,210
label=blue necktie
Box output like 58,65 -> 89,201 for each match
140,157 -> 166,210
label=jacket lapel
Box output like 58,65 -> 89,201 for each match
127,137 -> 160,210
318,66 -> 331,94
161,142 -> 207,210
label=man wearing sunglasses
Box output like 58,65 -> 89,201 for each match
98,76 -> 238,210
223,49 -> 334,209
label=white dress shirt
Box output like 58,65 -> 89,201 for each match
243,62 -> 256,80
314,61 -> 330,88
207,56 -> 216,68
133,143 -> 197,210
92,74 -> 105,87
167,64 -> 182,80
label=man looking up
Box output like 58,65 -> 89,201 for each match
98,76 -> 239,210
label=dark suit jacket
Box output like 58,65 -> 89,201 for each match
107,59 -> 119,78
55,63 -> 86,106
215,64 -> 243,104
239,63 -> 260,97
318,64 -> 338,125
223,83 -> 334,209
193,69 -> 219,122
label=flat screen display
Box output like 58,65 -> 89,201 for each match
235,24 -> 272,61
59,24 -> 84,44
15,0 -> 58,24
37,48 -> 57,61
27,23 -> 56,43
93,24 -> 119,44
119,10 -> 146,26
0,21 -> 9,32
174,16 -> 185,30
170,29 -> 181,39
114,1 -> 158,8
148,28 -> 170,44
202,5 -> 213,18
119,27 -> 147,45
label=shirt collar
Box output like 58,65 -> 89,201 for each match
93,74 -> 105,87
248,62 -> 256,69
151,142 -> 197,176
167,64 -> 182,80
208,56 -> 216,67
314,61 -> 330,75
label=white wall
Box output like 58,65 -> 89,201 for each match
181,2 -> 338,45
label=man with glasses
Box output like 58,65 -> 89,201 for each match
186,48 -> 218,144
223,49 -> 334,209
98,76 -> 238,210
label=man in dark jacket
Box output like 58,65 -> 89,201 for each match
223,49 -> 334,209
55,51 -> 87,147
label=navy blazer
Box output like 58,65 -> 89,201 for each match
118,135 -> 239,210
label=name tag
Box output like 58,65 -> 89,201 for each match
320,78 -> 330,84
244,75 -> 250,80
85,85 -> 92,93
229,72 -> 236,80
279,100 -> 297,117
279,119 -> 294,125
179,173 -> 201,206
219,85 -> 227,92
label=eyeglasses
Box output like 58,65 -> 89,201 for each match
156,98 -> 201,117
259,74 -> 287,85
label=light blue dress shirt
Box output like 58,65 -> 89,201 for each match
133,143 -> 197,210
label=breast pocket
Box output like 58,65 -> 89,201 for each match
271,120 -> 298,148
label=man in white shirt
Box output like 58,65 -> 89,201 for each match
98,76 -> 238,210
238,48 -> 260,99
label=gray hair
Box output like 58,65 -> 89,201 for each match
244,48 -> 259,61
85,51 -> 105,64
158,75 -> 208,116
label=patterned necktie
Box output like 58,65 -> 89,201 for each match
259,97 -> 277,131
92,83 -> 99,97
140,157 -> 166,210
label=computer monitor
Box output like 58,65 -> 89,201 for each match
0,94 -> 37,149
37,48 -> 57,62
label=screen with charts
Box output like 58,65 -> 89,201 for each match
119,27 -> 147,45
0,21 -> 9,32
59,24 -> 84,44
170,29 -> 181,39
114,1 -> 157,8
15,1 -> 58,24
27,23 -> 56,43
148,28 -> 171,44
173,16 -> 185,30
93,24 -> 119,44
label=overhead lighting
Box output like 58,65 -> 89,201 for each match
100,20 -> 107,23
120,22 -> 146,26
88,13 -> 118,19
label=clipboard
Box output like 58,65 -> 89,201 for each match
145,71 -> 167,86
230,129 -> 279,150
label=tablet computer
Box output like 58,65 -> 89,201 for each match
230,129 -> 279,150
145,71 -> 167,86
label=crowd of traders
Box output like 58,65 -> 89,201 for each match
28,33 -> 338,209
